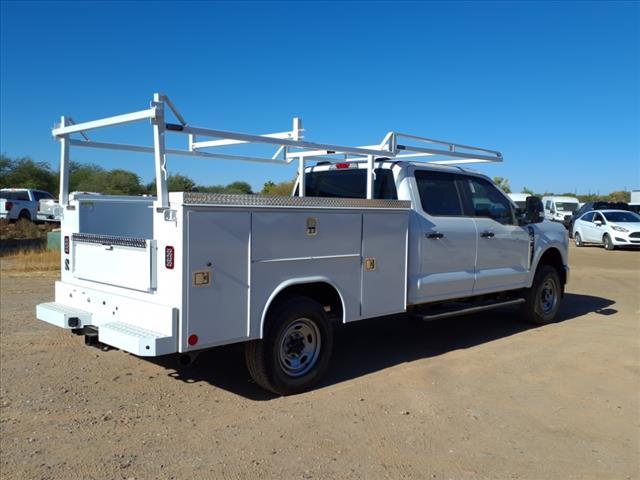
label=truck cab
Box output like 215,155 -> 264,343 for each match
300,161 -> 568,306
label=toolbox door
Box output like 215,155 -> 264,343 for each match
361,212 -> 408,318
186,211 -> 250,348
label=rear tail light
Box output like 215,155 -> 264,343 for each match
165,246 -> 175,269
64,236 -> 69,254
5,201 -> 13,212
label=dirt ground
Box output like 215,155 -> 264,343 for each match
0,244 -> 638,480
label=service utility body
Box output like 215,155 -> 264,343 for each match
37,94 -> 569,394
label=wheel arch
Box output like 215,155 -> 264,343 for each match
259,277 -> 345,338
532,247 -> 567,287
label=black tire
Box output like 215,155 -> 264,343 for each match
521,265 -> 562,325
245,296 -> 333,395
18,209 -> 31,221
574,232 -> 583,247
603,234 -> 615,251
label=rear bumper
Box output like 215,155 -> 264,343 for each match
36,281 -> 178,356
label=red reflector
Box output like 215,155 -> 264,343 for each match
335,163 -> 350,169
64,236 -> 69,254
165,246 -> 175,269
188,334 -> 198,346
5,201 -> 13,211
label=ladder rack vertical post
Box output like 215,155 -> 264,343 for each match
58,116 -> 70,206
298,157 -> 305,197
152,93 -> 169,210
366,155 -> 374,199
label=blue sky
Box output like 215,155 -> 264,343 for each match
1,1 -> 638,194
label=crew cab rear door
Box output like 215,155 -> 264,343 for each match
460,176 -> 530,293
410,170 -> 477,303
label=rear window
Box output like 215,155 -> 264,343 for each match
0,190 -> 30,201
304,168 -> 397,199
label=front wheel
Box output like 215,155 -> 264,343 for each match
603,234 -> 615,251
574,232 -> 583,247
521,265 -> 562,325
245,296 -> 333,395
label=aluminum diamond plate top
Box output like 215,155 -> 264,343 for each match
72,233 -> 147,248
181,193 -> 411,210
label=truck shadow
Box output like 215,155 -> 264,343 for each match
151,292 -> 615,400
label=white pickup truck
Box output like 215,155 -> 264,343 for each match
0,188 -> 57,222
36,94 -> 569,395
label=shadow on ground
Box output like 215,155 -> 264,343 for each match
149,293 -> 616,400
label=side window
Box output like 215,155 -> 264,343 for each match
414,170 -> 463,216
467,178 -> 515,225
594,212 -> 605,224
545,200 -> 551,210
581,212 -> 594,222
15,191 -> 30,201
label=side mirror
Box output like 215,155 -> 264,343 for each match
594,220 -> 602,226
550,208 -> 556,214
520,196 -> 544,225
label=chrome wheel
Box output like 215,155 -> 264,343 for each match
539,278 -> 558,315
574,233 -> 582,247
278,318 -> 321,378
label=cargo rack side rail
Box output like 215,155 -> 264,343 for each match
52,93 -> 503,210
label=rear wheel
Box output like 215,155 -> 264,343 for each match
521,265 -> 562,325
603,234 -> 615,251
245,296 -> 333,395
18,209 -> 31,221
574,232 -> 583,247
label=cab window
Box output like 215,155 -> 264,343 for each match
581,212 -> 595,222
414,170 -> 464,216
303,168 -> 397,199
466,177 -> 515,225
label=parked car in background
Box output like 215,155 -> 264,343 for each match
542,196 -> 580,228
508,193 -> 531,209
572,209 -> 640,250
0,188 -> 56,222
568,201 -> 632,237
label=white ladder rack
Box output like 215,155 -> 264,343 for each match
53,93 -> 503,208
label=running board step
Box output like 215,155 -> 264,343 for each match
418,298 -> 525,321
98,322 -> 175,357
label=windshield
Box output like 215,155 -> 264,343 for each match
603,211 -> 640,223
556,202 -> 578,212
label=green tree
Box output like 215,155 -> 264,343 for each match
522,186 -> 534,195
146,173 -> 196,193
225,181 -> 253,194
492,176 -> 511,193
0,155 -> 56,192
261,179 -> 295,196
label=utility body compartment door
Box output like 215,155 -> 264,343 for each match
361,213 -> 408,317
186,211 -> 250,349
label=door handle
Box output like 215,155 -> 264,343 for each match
426,232 -> 444,239
481,231 -> 495,238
